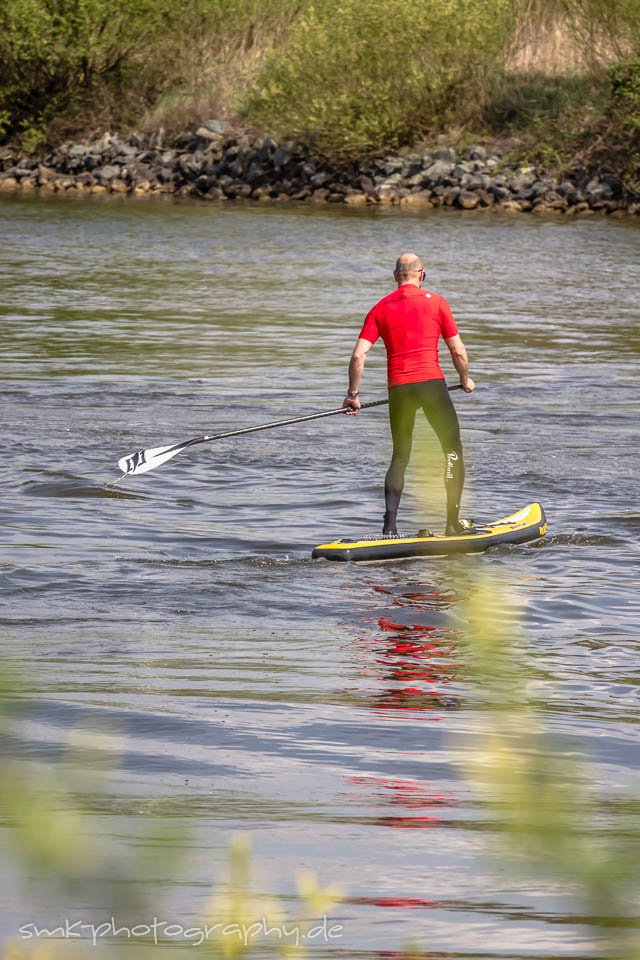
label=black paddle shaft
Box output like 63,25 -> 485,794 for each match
179,383 -> 462,452
177,398 -> 390,455
118,385 -> 464,476
174,385 -> 462,455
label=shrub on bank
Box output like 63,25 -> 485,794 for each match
243,0 -> 514,155
601,56 -> 640,190
0,0 -> 639,188
0,0 -> 302,146
0,0 -> 179,146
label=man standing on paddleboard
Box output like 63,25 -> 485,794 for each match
342,253 -> 475,536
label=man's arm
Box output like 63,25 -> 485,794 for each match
445,334 -> 475,393
342,337 -> 373,414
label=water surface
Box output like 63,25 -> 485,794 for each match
1,193 -> 639,958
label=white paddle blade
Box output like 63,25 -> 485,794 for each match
118,443 -> 184,477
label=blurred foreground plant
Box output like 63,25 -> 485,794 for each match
459,579 -> 640,960
0,657 -> 189,926
0,654 -> 341,959
204,834 -> 343,958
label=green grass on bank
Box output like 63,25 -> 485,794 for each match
0,0 -> 639,187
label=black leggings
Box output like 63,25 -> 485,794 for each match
385,379 -> 464,526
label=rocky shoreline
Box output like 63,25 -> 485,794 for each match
1,122 -> 637,216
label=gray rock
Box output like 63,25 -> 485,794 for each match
178,155 -> 203,177
556,180 -> 577,198
402,158 -> 423,178
67,144 -> 89,159
156,167 -> 175,184
222,143 -> 240,162
375,183 -> 399,200
196,126 -> 223,142
585,178 -> 613,200
466,145 -> 487,161
272,145 -> 291,168
256,138 -> 277,163
245,162 -> 265,184
174,132 -> 198,150
452,162 -> 474,179
81,153 -> 102,171
201,119 -> 232,136
543,190 -> 564,204
529,179 -> 552,199
310,172 -> 329,187
203,143 -> 224,162
509,171 -> 537,194
379,157 -> 404,175
222,181 -> 241,198
423,160 -> 454,184
491,185 -> 511,201
380,173 -> 403,187
457,190 -> 480,209
434,147 -> 456,162
405,172 -> 426,187
130,163 -> 152,180
194,174 -> 219,193
228,157 -> 246,178
115,144 -> 138,159
468,173 -> 490,191
94,164 -> 121,181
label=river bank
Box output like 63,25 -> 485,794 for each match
1,123 -> 637,216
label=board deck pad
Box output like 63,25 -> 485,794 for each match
311,502 -> 547,562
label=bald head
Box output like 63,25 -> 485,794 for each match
394,253 -> 425,287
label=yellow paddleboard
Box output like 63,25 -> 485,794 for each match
312,502 -> 547,562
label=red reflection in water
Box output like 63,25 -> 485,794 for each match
359,953 -> 448,960
347,895 -> 443,909
346,774 -> 456,830
372,583 -> 461,607
355,612 -> 462,719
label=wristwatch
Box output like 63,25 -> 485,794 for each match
347,390 -> 360,398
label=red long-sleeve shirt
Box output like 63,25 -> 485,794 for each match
359,284 -> 458,388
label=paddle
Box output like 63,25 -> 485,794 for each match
117,385 -> 462,478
